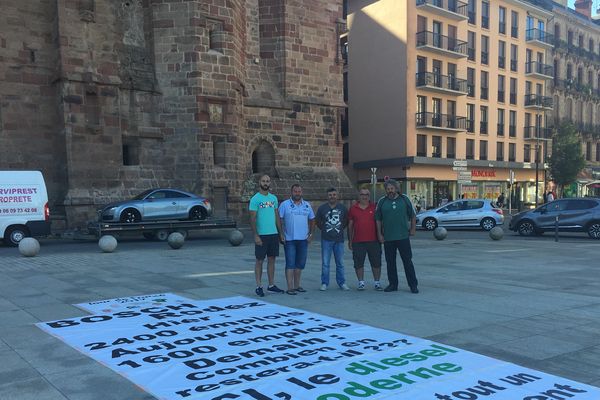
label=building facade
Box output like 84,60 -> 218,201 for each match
549,0 -> 600,197
0,0 -> 351,229
347,0 -> 555,209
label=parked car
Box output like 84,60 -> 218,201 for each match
415,199 -> 504,231
98,189 -> 211,223
509,198 -> 600,239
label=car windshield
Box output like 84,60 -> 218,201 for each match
132,189 -> 155,200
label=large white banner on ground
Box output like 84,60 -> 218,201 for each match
38,294 -> 599,400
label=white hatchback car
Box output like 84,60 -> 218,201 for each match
416,199 -> 504,231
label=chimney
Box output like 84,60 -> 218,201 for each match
574,0 -> 592,18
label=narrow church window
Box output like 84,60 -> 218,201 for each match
251,141 -> 275,174
213,141 -> 226,167
122,140 -> 140,166
85,90 -> 100,127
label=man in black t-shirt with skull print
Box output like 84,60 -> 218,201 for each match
316,187 -> 350,291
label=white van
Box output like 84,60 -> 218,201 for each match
0,171 -> 51,246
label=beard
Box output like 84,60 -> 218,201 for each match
260,184 -> 270,191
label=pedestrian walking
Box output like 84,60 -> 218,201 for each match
316,188 -> 349,291
497,192 -> 505,208
375,179 -> 419,294
249,174 -> 285,297
547,190 -> 555,202
348,188 -> 383,291
279,184 -> 315,295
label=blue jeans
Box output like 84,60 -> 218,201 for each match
321,240 -> 346,286
284,240 -> 308,269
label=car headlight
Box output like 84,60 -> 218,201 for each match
102,207 -> 117,214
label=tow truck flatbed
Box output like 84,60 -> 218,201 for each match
87,217 -> 237,240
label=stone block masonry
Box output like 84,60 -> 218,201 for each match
0,0 -> 352,229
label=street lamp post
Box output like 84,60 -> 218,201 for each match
535,115 -> 540,207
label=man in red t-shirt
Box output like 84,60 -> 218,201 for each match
347,188 -> 383,291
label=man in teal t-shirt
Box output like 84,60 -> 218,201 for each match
375,179 -> 419,294
249,175 -> 284,297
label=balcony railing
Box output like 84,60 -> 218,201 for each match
526,28 -> 554,47
509,125 -> 516,137
552,79 -> 600,99
497,123 -> 504,136
467,119 -> 475,132
498,91 -> 505,103
416,0 -> 468,19
509,93 -> 517,104
480,121 -> 488,134
416,72 -> 468,93
524,94 -> 553,109
510,59 -> 517,71
481,16 -> 489,29
467,47 -> 475,61
511,26 -> 518,38
498,56 -> 505,69
481,87 -> 488,100
467,84 -> 475,97
416,31 -> 468,56
416,112 -> 467,130
481,51 -> 489,64
523,126 -> 552,140
525,61 -> 553,78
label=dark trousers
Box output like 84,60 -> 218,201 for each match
383,239 -> 418,289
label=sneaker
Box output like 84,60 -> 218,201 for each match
255,287 -> 265,297
267,285 -> 284,294
374,282 -> 383,291
320,284 -> 327,291
357,282 -> 365,291
341,283 -> 351,291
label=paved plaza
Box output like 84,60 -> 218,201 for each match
0,228 -> 599,399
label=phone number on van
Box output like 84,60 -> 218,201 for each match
1,207 -> 38,214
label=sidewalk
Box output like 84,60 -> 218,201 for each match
0,229 -> 599,398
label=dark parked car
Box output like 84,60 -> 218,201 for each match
415,199 -> 504,231
98,189 -> 212,223
509,198 -> 600,239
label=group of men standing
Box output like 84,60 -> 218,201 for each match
249,175 -> 419,297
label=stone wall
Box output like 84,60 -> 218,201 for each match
0,0 -> 352,229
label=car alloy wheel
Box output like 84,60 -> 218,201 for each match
120,209 -> 141,223
423,217 -> 438,231
189,206 -> 207,221
587,222 -> 600,239
480,217 -> 496,231
517,220 -> 535,236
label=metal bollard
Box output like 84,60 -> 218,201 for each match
554,215 -> 559,242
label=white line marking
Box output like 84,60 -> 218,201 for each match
186,271 -> 254,278
485,249 -> 529,253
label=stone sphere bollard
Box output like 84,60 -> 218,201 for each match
98,235 -> 118,253
167,232 -> 185,249
228,229 -> 244,246
489,226 -> 504,240
433,227 -> 447,240
19,237 -> 40,257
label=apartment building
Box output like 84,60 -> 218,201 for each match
346,0 -> 554,208
548,0 -> 600,197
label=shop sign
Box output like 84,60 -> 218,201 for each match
471,169 -> 496,178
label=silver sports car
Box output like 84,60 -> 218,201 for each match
98,188 -> 212,223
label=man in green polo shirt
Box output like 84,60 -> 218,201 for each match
375,179 -> 419,293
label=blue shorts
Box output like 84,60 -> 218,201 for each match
284,240 -> 308,269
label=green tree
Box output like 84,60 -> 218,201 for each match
548,121 -> 586,196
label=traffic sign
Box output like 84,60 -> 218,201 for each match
453,160 -> 468,167
452,166 -> 468,171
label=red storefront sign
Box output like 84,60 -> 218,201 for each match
471,169 -> 496,178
